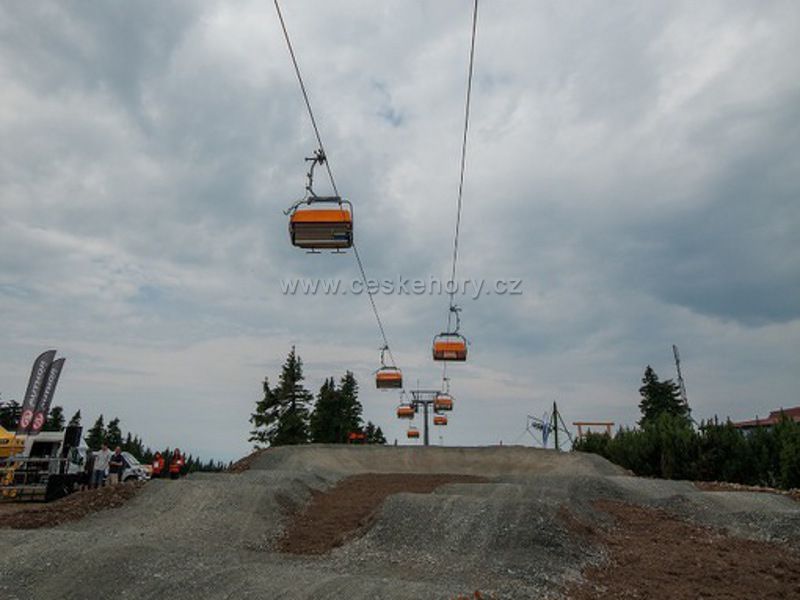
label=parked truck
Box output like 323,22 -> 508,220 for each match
0,424 -> 86,502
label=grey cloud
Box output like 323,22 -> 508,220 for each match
1,0 -> 798,460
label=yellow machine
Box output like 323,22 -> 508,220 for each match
0,426 -> 24,460
0,426 -> 25,498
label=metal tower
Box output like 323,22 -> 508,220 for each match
673,344 -> 688,406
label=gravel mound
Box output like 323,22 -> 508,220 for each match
0,445 -> 798,599
250,444 -> 626,477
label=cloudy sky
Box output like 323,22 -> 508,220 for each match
1,1 -> 798,461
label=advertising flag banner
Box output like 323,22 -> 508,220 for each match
30,358 -> 66,434
17,350 -> 56,435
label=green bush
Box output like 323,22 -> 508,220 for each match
574,413 -> 800,490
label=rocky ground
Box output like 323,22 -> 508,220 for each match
0,445 -> 798,599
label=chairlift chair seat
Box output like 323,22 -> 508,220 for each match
289,198 -> 353,250
376,367 -> 403,389
397,405 -> 415,419
432,333 -> 467,361
433,394 -> 454,412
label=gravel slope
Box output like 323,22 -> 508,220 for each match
1,445 -> 798,599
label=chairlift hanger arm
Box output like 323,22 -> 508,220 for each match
305,148 -> 326,197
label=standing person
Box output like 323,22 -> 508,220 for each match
91,443 -> 112,489
108,446 -> 125,485
80,449 -> 95,491
152,451 -> 165,478
169,448 -> 184,480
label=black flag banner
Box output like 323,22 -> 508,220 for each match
17,350 -> 56,435
30,357 -> 66,434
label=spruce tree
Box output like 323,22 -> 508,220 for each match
638,366 -> 690,427
374,426 -> 386,444
249,348 -> 312,447
86,415 -> 105,449
338,371 -> 363,439
0,399 -> 21,430
309,378 -> 340,443
105,417 -> 123,448
68,410 -> 82,427
43,406 -> 65,431
309,371 -> 365,443
249,377 -> 277,448
365,421 -> 387,444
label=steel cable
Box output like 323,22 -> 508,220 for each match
274,0 -> 397,369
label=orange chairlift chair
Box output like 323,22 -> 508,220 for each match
433,415 -> 448,426
407,426 -> 420,439
286,149 -> 353,252
432,306 -> 467,361
375,345 -> 403,389
433,393 -> 454,412
397,404 -> 415,419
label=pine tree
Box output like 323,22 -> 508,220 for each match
43,405 -> 65,432
68,410 -> 82,427
638,366 -> 690,427
249,377 -> 278,448
365,421 -> 387,444
374,426 -> 386,444
86,415 -> 105,449
105,417 -> 123,448
0,399 -> 21,430
249,348 -> 312,447
310,371 -> 365,444
338,371 -> 363,439
309,378 -> 341,443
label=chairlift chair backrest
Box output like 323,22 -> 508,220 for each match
432,332 -> 467,361
289,197 -> 353,250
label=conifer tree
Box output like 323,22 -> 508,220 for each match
638,366 -> 690,427
86,415 -> 105,449
365,421 -> 387,444
68,410 -> 82,427
309,378 -> 340,443
309,371 -> 365,443
43,405 -> 65,431
338,371 -> 363,438
105,417 -> 123,448
0,399 -> 21,430
249,347 -> 312,447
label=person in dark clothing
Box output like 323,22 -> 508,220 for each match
108,446 -> 125,485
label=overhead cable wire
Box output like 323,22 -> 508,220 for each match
446,0 -> 479,331
274,0 -> 397,369
442,0 -> 479,388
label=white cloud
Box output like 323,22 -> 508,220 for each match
1,0 -> 798,460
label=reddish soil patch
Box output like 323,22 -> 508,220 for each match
278,473 -> 487,555
228,448 -> 267,474
0,482 -> 144,529
566,500 -> 800,599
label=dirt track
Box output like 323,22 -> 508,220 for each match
1,445 -> 799,599
279,473 -> 488,555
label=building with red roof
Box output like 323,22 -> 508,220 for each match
731,406 -> 800,432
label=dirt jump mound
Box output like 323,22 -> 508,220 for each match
1,445 -> 798,599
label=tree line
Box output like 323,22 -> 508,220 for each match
248,347 -> 386,447
0,397 -> 72,433
574,366 -> 800,490
0,396 -> 226,473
